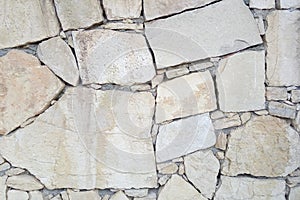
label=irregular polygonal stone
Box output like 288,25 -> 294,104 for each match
0,176 -> 6,200
289,186 -> 300,200
268,101 -> 296,119
0,87 -> 157,189
54,0 -> 104,30
0,50 -> 65,135
223,116 -> 300,177
67,190 -> 101,200
145,0 -> 262,69
144,0 -> 218,20
158,175 -> 206,200
215,176 -> 286,200
155,71 -> 216,123
165,67 -> 189,79
103,0 -> 141,20
73,29 -> 156,85
7,190 -> 29,200
266,87 -> 288,101
249,0 -> 275,9
281,0 -> 300,8
217,50 -> 265,112
266,11 -> 300,86
6,174 -> 44,191
0,1 -> 60,49
37,37 -> 80,86
156,114 -> 216,162
110,191 -> 129,200
5,168 -> 25,177
184,150 -> 219,199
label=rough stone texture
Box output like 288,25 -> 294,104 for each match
67,190 -> 101,200
223,116 -> 300,177
7,190 -> 29,200
73,29 -> 155,85
249,0 -> 275,9
184,150 -> 219,199
110,191 -> 129,200
266,87 -> 288,101
215,176 -> 286,200
213,114 -> 241,130
103,0 -> 141,20
144,0 -> 218,20
0,0 -> 60,49
157,175 -> 206,200
268,101 -> 296,119
216,50 -> 265,112
289,186 -> 300,200
145,0 -> 262,69
266,11 -> 300,86
0,50 -> 65,135
281,0 -> 300,8
0,176 -> 6,200
54,0 -> 104,30
155,71 -> 216,123
6,174 -> 44,191
0,87 -> 157,189
156,113 -> 216,162
37,37 -> 80,86
291,90 -> 300,103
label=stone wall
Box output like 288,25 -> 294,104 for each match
0,0 -> 300,199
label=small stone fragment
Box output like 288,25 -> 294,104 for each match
255,15 -> 265,35
215,132 -> 227,150
189,62 -> 214,72
210,110 -> 225,120
103,0 -> 141,20
37,37 -> 80,86
54,0 -> 104,30
5,168 -> 25,176
268,101 -> 296,119
6,174 -> 44,191
280,0 -> 300,8
178,164 -> 185,175
184,150 -> 219,199
67,190 -> 101,200
0,162 -> 11,171
7,190 -> 29,200
287,176 -> 300,187
102,22 -> 143,31
29,191 -> 43,200
110,191 -> 129,200
291,90 -> 300,103
289,186 -> 300,200
240,112 -> 251,124
156,113 -> 216,162
216,152 -> 224,160
266,87 -> 288,101
249,0 -> 275,9
151,74 -> 164,88
158,175 -> 170,186
157,162 -> 178,174
131,84 -> 151,91
125,189 -> 148,198
215,176 -> 285,200
254,109 -> 269,115
213,114 -> 241,130
165,67 -> 189,79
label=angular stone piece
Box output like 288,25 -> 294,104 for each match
110,191 -> 129,200
5,168 -> 25,177
156,114 -> 216,162
215,176 -> 286,200
7,190 -> 29,200
0,87 -> 157,189
215,132 -> 227,150
292,112 -> 300,132
213,114 -> 241,130
102,22 -> 143,30
223,116 -> 300,177
268,101 -> 296,119
54,0 -> 104,30
266,11 -> 300,86
6,174 -> 43,191
144,0 -> 218,20
0,176 -> 6,200
158,175 -> 206,200
281,0 -> 300,8
184,150 -> 219,199
240,112 -> 251,124
0,162 -> 11,171
266,87 -> 288,101
249,0 -> 275,9
217,50 -> 265,112
189,61 -> 214,72
103,0 -> 141,20
73,29 -> 156,85
145,0 -> 262,69
67,190 -> 101,200
289,186 -> 300,200
37,37 -> 80,86
157,162 -> 178,174
291,90 -> 300,103
155,71 -> 216,123
0,50 -> 65,135
0,0 -> 60,49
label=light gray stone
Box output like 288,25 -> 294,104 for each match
266,87 -> 288,101
240,112 -> 252,124
217,50 -> 265,112
110,191 -> 129,200
215,176 -> 286,200
0,162 -> 11,171
54,0 -> 104,30
103,0 -> 141,20
0,0 -> 60,49
102,22 -> 143,30
29,191 -> 43,200
156,113 -> 216,162
67,190 -> 101,200
0,176 -> 7,200
281,0 -> 300,8
256,15 -> 265,35
155,71 -> 216,123
7,190 -> 29,200
292,112 -> 300,132
268,101 -> 296,119
289,186 -> 300,200
188,61 -> 214,72
157,162 -> 178,174
5,168 -> 25,176
213,114 -> 241,130
125,189 -> 148,198
165,67 -> 189,79
6,174 -> 44,191
73,29 -> 155,85
291,90 -> 300,103
145,0 -> 262,69
266,11 -> 300,86
249,0 -> 275,9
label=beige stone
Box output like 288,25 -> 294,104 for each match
217,50 -> 265,112
266,11 -> 300,86
37,37 -> 79,86
125,189 -> 148,198
156,113 -> 216,162
68,190 -> 101,200
281,0 -> 300,8
215,176 -> 286,200
103,0 -> 141,20
29,191 -> 43,200
268,101 -> 296,119
289,186 -> 300,200
0,50 -> 65,135
158,175 -> 206,200
7,190 -> 29,200
178,164 -> 185,175
54,0 -> 103,30
213,114 -> 241,130
0,87 -> 157,189
145,0 -> 262,69
73,29 -> 155,85
157,162 -> 178,174
165,67 -> 189,79
249,0 -> 275,9
184,150 -> 219,199
144,0 -> 218,20
6,174 -> 44,191
0,176 -> 7,200
110,191 -> 129,200
0,0 -> 59,49
155,71 -> 216,123
266,87 -> 288,100
216,152 -> 224,160
291,90 -> 300,103
223,116 -> 300,177
215,132 -> 227,150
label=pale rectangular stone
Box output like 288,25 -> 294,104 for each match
266,87 -> 288,100
103,0 -> 141,20
268,101 -> 296,119
213,114 -> 241,130
291,90 -> 300,103
165,67 -> 189,79
189,62 -> 213,72
249,0 -> 275,9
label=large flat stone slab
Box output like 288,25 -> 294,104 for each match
73,30 -> 156,85
0,0 -> 60,49
145,0 -> 262,69
0,87 -> 157,189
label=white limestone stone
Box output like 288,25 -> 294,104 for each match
67,190 -> 101,200
157,162 -> 178,174
6,174 -> 44,191
0,0 -> 60,49
216,50 -> 265,112
165,67 -> 189,79
249,0 -> 275,9
155,71 -> 216,123
37,37 -> 80,86
156,114 -> 216,162
73,29 -> 156,85
213,114 -> 241,130
103,0 -> 141,20
145,0 -> 262,69
125,189 -> 148,198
